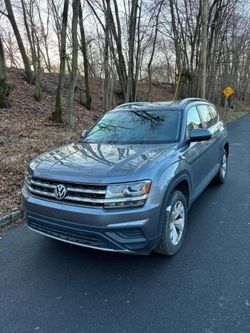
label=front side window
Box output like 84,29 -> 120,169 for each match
186,106 -> 203,133
83,109 -> 181,144
197,105 -> 216,128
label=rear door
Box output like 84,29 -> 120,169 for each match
197,104 -> 221,170
208,104 -> 223,163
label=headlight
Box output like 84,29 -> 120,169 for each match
29,159 -> 39,171
105,180 -> 151,208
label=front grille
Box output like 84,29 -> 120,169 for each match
26,176 -> 107,207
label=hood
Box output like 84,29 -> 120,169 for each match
31,142 -> 177,183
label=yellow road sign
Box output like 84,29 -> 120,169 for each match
223,86 -> 234,97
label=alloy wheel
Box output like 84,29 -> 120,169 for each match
168,200 -> 185,246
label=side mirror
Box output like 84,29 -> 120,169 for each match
81,129 -> 88,139
189,128 -> 212,142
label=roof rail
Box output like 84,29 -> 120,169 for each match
114,102 -> 150,109
152,101 -> 174,105
178,98 -> 208,105
113,98 -> 207,111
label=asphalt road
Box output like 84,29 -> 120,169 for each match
1,114 -> 250,333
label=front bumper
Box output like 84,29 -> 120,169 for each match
22,187 -> 161,254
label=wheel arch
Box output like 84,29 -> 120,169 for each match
154,173 -> 190,255
163,172 -> 191,209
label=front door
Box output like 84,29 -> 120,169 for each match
183,106 -> 212,196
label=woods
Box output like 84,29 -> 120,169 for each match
0,0 -> 249,126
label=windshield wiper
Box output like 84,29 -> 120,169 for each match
82,139 -> 94,143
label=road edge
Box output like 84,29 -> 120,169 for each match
0,210 -> 24,228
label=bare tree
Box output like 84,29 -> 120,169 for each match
79,1 -> 92,110
3,0 -> 33,82
87,0 -> 143,102
0,34 -> 9,107
126,0 -> 139,101
101,0 -> 114,112
1,28 -> 19,66
197,0 -> 208,98
52,0 -> 69,122
36,0 -> 52,72
63,0 -> 80,127
21,0 -> 42,100
147,0 -> 164,100
48,0 -> 63,55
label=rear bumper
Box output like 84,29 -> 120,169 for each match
22,187 -> 161,254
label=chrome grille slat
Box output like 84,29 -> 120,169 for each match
27,177 -> 107,207
27,185 -> 56,198
30,179 -> 56,190
67,187 -> 106,195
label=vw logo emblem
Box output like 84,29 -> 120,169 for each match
54,184 -> 67,200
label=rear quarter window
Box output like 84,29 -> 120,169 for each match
197,104 -> 217,128
209,105 -> 219,123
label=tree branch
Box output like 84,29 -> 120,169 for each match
0,10 -> 9,18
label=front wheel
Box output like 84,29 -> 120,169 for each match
214,149 -> 228,184
154,190 -> 187,256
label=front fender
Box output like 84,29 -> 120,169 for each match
157,162 -> 192,208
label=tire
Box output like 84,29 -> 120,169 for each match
214,149 -> 228,184
154,190 -> 188,256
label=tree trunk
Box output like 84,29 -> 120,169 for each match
126,0 -> 138,102
0,36 -> 9,108
52,0 -> 69,122
24,0 -> 42,101
197,0 -> 208,98
86,0 -> 128,99
169,0 -> 181,73
102,0 -> 111,112
4,0 -> 33,82
112,0 -> 127,99
134,0 -> 142,101
79,2 -> 92,110
37,1 -> 52,72
147,0 -> 164,100
34,36 -> 42,102
63,0 -> 80,127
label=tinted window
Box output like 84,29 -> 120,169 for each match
84,110 -> 181,144
209,105 -> 219,123
198,105 -> 216,128
187,107 -> 203,133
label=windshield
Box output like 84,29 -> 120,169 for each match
83,109 -> 181,144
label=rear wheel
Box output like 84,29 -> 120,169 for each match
214,149 -> 228,184
154,190 -> 187,256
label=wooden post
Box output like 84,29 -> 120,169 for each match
224,96 -> 228,110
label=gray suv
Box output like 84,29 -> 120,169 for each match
22,98 -> 229,255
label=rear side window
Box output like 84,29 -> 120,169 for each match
197,105 -> 216,128
209,105 -> 219,123
187,106 -> 203,133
